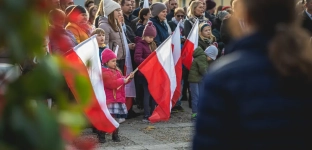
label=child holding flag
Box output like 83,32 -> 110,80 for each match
101,49 -> 134,142
134,22 -> 158,122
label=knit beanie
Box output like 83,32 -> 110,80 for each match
143,22 -> 157,37
217,10 -> 229,21
150,2 -> 167,17
104,0 -> 121,16
101,49 -> 117,64
204,45 -> 218,60
67,5 -> 87,21
206,0 -> 216,10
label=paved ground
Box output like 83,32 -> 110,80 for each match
78,101 -> 194,150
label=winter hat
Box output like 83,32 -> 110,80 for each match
104,0 -> 121,16
67,5 -> 87,22
101,49 -> 117,64
206,0 -> 216,10
143,22 -> 157,37
204,45 -> 218,60
150,2 -> 167,17
217,10 -> 229,21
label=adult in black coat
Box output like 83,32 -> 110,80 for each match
193,0 -> 312,149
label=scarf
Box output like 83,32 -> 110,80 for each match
186,15 -> 209,26
77,23 -> 92,36
171,17 -> 185,29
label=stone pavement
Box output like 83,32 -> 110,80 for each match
80,101 -> 194,150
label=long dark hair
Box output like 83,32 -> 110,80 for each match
138,8 -> 150,23
88,5 -> 97,25
243,0 -> 312,86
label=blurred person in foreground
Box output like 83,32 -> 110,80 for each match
193,0 -> 312,149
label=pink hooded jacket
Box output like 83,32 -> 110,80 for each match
102,67 -> 131,104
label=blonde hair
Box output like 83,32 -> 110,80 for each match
91,28 -> 105,36
198,22 -> 216,42
187,1 -> 203,18
174,7 -> 185,16
95,0 -> 104,17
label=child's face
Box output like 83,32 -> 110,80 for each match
96,33 -> 105,46
107,58 -> 117,69
201,26 -> 211,38
143,36 -> 154,43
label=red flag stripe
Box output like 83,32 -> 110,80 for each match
63,50 -> 118,133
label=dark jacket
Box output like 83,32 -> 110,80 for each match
166,9 -> 175,21
132,7 -> 141,17
134,36 -> 152,76
205,12 -> 216,27
150,17 -> 169,46
193,32 -> 312,149
130,17 -> 139,33
302,11 -> 312,36
184,19 -> 193,38
188,47 -> 208,83
167,21 -> 177,32
135,22 -> 145,37
124,14 -> 137,27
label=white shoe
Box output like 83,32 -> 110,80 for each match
118,118 -> 125,124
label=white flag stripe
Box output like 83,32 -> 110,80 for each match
143,0 -> 149,8
114,45 -> 119,57
156,36 -> 177,109
121,26 -> 136,97
73,35 -> 119,128
187,19 -> 199,50
172,21 -> 181,65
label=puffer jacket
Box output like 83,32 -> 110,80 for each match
134,36 -> 153,76
150,17 -> 169,46
98,16 -> 126,60
188,47 -> 209,83
102,67 -> 130,104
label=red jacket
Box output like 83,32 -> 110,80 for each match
102,67 -> 130,104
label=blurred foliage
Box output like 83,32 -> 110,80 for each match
0,0 -> 92,149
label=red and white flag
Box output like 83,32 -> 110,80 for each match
138,36 -> 177,123
181,19 -> 198,70
63,35 -> 119,133
121,27 -> 136,98
171,21 -> 182,107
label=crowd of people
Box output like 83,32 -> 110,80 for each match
16,0 -> 312,147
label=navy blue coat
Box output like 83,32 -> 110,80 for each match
149,17 -> 169,46
193,32 -> 312,150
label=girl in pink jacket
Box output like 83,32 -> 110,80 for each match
101,49 -> 134,142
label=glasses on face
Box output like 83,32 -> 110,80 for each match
177,15 -> 184,18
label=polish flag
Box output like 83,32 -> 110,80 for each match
63,35 -> 119,133
138,36 -> 177,123
121,27 -> 136,98
171,22 -> 182,107
181,19 -> 198,70
121,26 -> 136,110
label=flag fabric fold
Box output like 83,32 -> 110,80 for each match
63,35 -> 119,133
138,36 -> 177,123
121,27 -> 136,98
143,0 -> 149,8
171,21 -> 182,107
181,19 -> 199,70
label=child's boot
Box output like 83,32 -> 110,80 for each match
97,130 -> 106,143
112,128 -> 120,142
